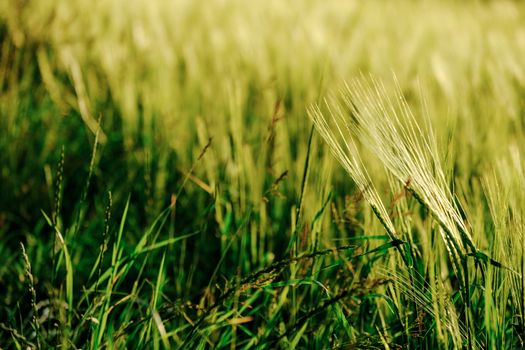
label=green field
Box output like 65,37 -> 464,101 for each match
1,0 -> 525,348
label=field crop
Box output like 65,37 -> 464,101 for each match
1,0 -> 525,348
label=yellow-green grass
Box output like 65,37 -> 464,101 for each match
1,0 -> 524,348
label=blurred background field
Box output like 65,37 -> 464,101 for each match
1,0 -> 525,348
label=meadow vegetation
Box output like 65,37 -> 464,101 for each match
1,0 -> 525,348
